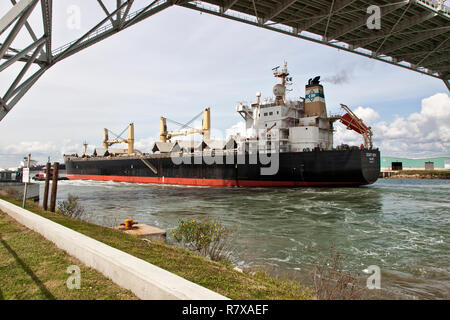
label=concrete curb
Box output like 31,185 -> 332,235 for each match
0,199 -> 228,300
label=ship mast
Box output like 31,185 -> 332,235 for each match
273,61 -> 289,86
272,61 -> 292,104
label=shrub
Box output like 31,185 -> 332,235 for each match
170,218 -> 233,262
57,194 -> 85,219
312,247 -> 361,300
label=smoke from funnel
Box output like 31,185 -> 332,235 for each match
322,70 -> 351,85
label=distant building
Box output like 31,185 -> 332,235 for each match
381,156 -> 450,171
0,170 -> 17,181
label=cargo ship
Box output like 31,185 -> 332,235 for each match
65,63 -> 380,187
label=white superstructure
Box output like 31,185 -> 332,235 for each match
235,62 -> 337,153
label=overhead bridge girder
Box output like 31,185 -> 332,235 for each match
0,0 -> 35,35
0,0 -> 175,122
0,0 -> 449,123
180,0 -> 449,89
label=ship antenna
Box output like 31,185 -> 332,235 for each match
272,61 -> 293,103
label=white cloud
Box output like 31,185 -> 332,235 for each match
134,137 -> 156,152
353,106 -> 380,123
334,125 -> 362,147
334,106 -> 379,146
2,93 -> 447,168
4,141 -> 59,155
335,93 -> 450,157
0,140 -> 83,167
226,121 -> 246,138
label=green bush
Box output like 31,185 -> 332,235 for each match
57,194 -> 85,219
170,218 -> 232,262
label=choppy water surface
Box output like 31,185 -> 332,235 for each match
42,179 -> 449,299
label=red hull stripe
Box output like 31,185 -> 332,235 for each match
67,174 -> 370,187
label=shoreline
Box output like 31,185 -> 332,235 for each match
380,170 -> 450,180
0,195 -> 315,300
385,175 -> 450,179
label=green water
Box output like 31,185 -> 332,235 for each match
44,178 -> 449,299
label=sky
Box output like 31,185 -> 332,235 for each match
0,1 -> 449,168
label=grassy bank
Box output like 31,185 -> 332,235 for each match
0,196 -> 315,300
0,210 -> 137,300
388,170 -> 450,179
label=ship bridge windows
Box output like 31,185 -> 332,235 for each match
262,111 -> 279,117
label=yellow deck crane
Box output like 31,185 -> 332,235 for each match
102,123 -> 135,154
160,108 -> 211,142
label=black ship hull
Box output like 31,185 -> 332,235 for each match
65,149 -> 380,187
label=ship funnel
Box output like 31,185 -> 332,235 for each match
305,76 -> 327,117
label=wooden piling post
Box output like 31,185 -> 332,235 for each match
49,162 -> 59,212
43,162 -> 51,210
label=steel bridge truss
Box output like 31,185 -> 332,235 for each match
0,0 -> 449,122
185,0 -> 449,87
0,0 -> 176,122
